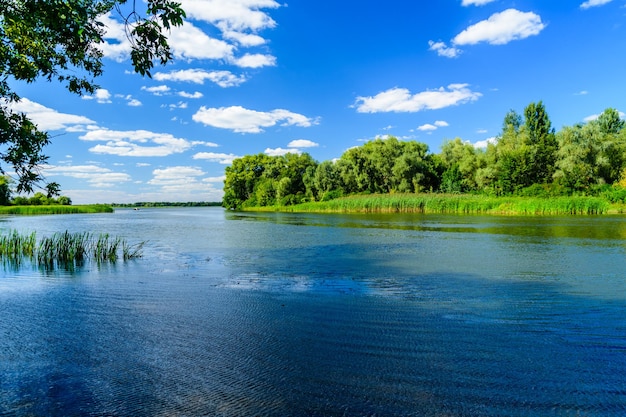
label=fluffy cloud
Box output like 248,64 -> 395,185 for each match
428,41 -> 461,58
45,164 -> 131,188
355,84 -> 481,113
8,98 -> 95,131
141,85 -> 171,96
192,105 -> 317,133
417,121 -> 448,132
192,152 -> 240,164
100,1 -> 281,67
473,137 -> 498,149
82,89 -> 112,104
453,9 -> 545,46
167,22 -> 235,60
580,0 -> 613,9
147,166 -> 219,193
80,129 -> 195,157
430,9 -> 545,58
180,0 -> 281,32
178,91 -> 204,99
288,139 -> 319,148
461,0 -> 496,5
230,53 -> 277,68
154,69 -> 247,87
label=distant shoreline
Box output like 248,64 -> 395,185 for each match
111,202 -> 222,208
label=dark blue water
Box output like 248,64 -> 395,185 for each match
1,208 -> 625,416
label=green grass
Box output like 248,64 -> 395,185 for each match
249,194 -> 613,215
0,230 -> 144,269
0,205 -> 114,215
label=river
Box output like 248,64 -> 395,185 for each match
1,207 -> 625,416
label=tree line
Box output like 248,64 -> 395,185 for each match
223,102 -> 626,210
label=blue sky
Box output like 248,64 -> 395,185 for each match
10,0 -> 626,204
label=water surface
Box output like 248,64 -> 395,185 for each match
1,208 -> 625,416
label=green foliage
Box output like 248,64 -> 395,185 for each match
223,152 -> 317,209
0,0 -> 185,192
0,175 -> 11,205
224,102 -> 626,212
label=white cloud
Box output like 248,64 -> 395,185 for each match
473,137 -> 498,149
178,91 -> 204,99
169,101 -> 188,109
128,99 -> 142,107
191,140 -> 220,147
462,0 -> 497,5
82,88 -> 112,104
416,121 -> 448,133
265,147 -> 301,156
580,0 -> 613,9
231,53 -> 277,68
181,0 -> 281,32
417,124 -> 438,131
428,40 -> 462,58
192,105 -> 317,133
8,98 -> 96,131
154,69 -> 247,87
575,90 -> 589,96
453,9 -> 545,46
192,152 -> 240,164
204,175 -> 226,183
222,30 -> 266,46
45,164 -> 131,188
141,85 -> 171,96
288,139 -> 319,148
355,84 -> 481,113
147,166 -> 219,194
80,129 -> 195,157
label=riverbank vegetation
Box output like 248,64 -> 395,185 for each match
0,230 -> 144,269
0,205 -> 113,215
223,103 -> 626,214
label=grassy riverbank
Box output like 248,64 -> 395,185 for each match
246,194 -> 624,215
0,204 -> 113,215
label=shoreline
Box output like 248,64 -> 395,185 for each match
240,194 -> 626,216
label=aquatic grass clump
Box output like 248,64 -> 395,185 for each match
0,230 -> 144,269
0,230 -> 36,259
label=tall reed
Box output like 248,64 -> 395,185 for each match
0,230 -> 144,269
270,194 -> 611,215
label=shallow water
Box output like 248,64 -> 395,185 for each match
1,208 -> 625,416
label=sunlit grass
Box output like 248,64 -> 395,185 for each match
255,194 -> 612,215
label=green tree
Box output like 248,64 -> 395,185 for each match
596,108 -> 625,136
223,153 -> 273,209
439,138 -> 480,192
523,101 -> 557,184
1,0 -> 185,192
0,174 -> 11,205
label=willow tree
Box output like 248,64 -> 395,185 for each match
0,0 -> 185,192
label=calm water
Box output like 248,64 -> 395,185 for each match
1,207 -> 625,416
